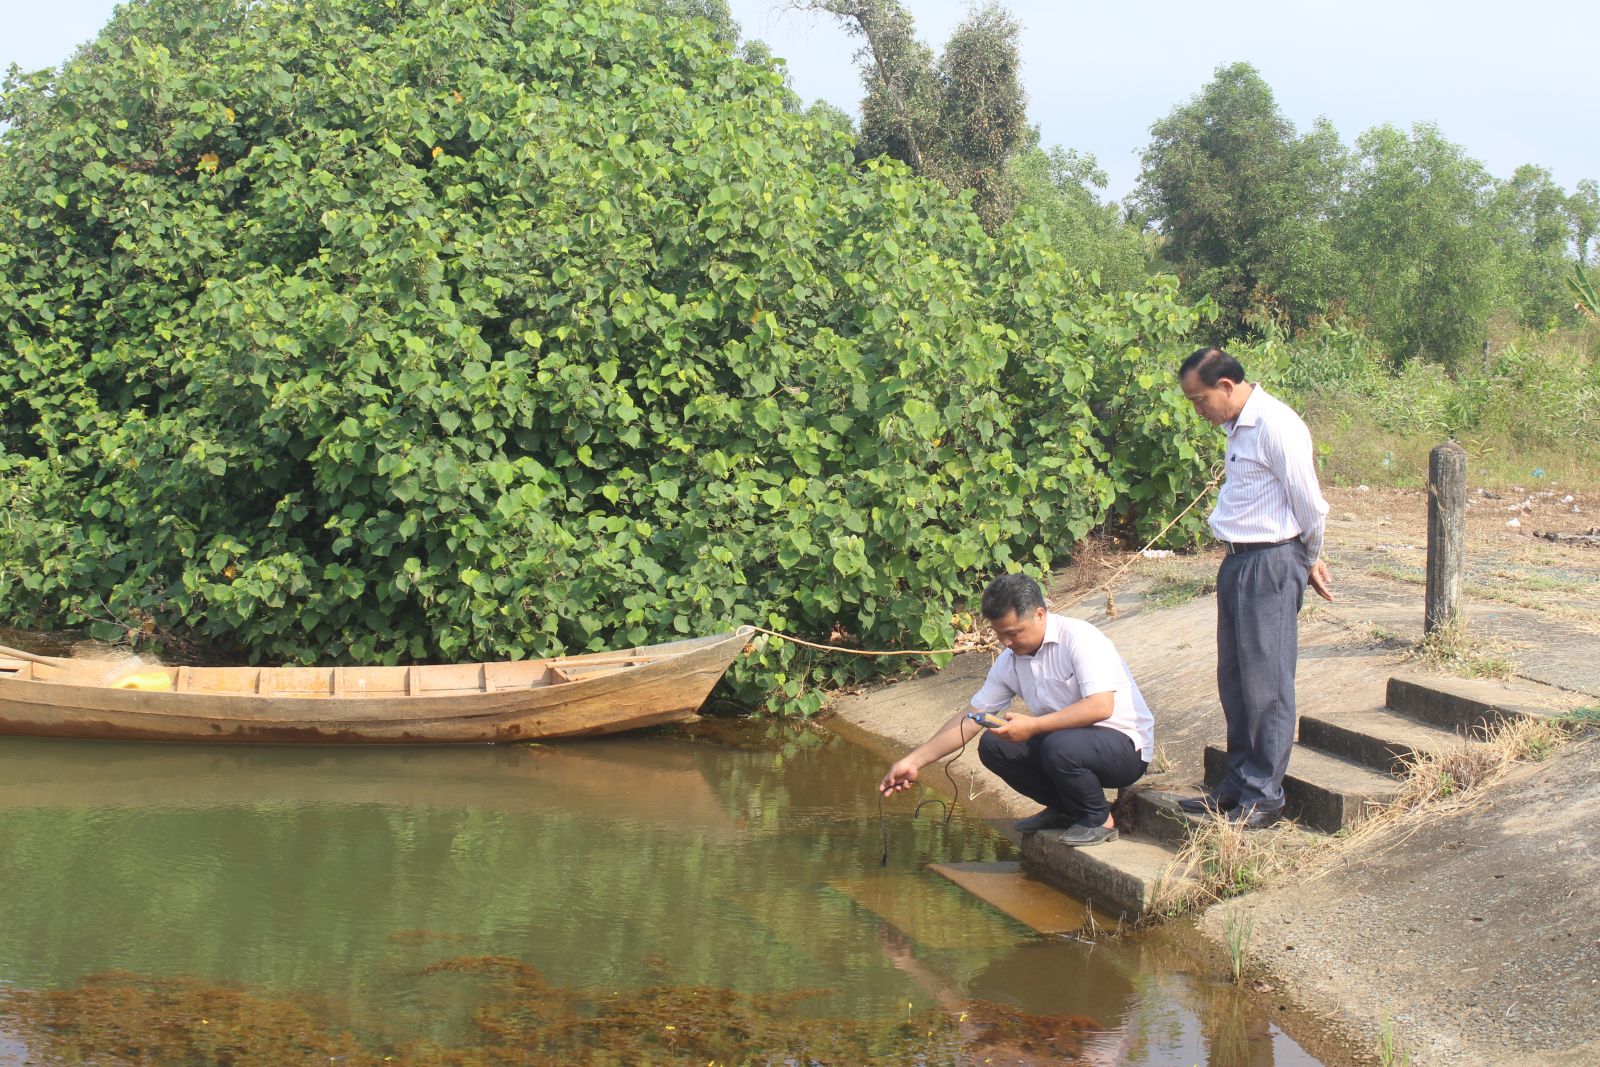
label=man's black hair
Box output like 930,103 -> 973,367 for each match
980,573 -> 1046,621
1178,346 -> 1247,387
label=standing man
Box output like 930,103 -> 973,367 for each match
879,574 -> 1154,847
1178,346 -> 1334,829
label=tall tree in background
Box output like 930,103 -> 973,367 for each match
1490,164 -> 1587,328
1135,62 -> 1343,337
1007,144 -> 1150,293
1260,117 -> 1349,323
651,0 -> 742,43
832,0 -> 937,171
1337,123 -> 1499,365
798,0 -> 1027,231
930,3 -> 1027,230
1570,179 -> 1600,266
650,1 -> 854,134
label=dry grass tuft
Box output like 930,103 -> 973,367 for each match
1285,715 -> 1582,886
1148,744 -> 1174,775
1407,621 -> 1517,679
1153,714 -> 1582,915
1391,714 -> 1569,809
1152,815 -> 1322,915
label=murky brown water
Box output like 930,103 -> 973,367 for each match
0,686 -> 1329,1064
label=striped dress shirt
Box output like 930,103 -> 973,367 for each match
969,613 -> 1155,761
1208,385 -> 1329,563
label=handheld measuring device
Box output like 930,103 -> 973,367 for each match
966,711 -> 1007,729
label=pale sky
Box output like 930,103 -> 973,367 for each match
4,0 -> 1596,202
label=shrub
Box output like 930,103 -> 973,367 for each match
0,0 -> 1215,710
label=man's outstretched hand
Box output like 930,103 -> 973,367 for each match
879,758 -> 920,797
1309,559 -> 1335,602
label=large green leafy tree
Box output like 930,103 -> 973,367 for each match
1336,123 -> 1500,364
1135,62 -> 1345,337
0,0 -> 1213,709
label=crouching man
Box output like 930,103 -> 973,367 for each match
878,574 -> 1154,846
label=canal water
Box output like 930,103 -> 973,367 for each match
0,721 -> 1329,1065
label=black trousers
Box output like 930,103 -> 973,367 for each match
977,724 -> 1148,827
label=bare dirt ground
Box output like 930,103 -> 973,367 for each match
826,480 -> 1600,1066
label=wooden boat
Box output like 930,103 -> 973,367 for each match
0,628 -> 752,744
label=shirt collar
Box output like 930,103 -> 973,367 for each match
1019,612 -> 1067,657
1225,383 -> 1267,434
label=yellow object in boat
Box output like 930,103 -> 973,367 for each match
113,671 -> 173,691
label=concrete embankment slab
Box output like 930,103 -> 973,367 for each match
820,486 -> 1600,1062
824,873 -> 1027,951
1214,740 -> 1600,1066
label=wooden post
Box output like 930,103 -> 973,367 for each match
1426,441 -> 1468,634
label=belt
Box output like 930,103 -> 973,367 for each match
1221,538 -> 1297,555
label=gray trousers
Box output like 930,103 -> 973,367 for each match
1215,541 -> 1308,812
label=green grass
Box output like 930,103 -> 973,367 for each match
1365,563 -> 1426,586
1461,583 -> 1600,627
1367,624 -> 1408,646
1377,1010 -> 1413,1067
1223,911 -> 1255,985
1144,574 -> 1215,609
1259,317 -> 1600,491
1307,410 -> 1600,491
1487,570 -> 1593,595
1134,559 -> 1218,611
1558,705 -> 1600,727
1346,565 -> 1595,626
1357,562 -> 1600,627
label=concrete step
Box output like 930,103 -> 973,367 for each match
1204,743 -> 1400,833
1019,829 -> 1192,921
1298,706 -> 1470,775
1125,787 -> 1210,849
1386,673 -> 1559,733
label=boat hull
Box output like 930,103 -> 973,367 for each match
0,629 -> 751,744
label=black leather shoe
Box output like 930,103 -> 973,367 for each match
1224,805 -> 1283,830
1177,792 -> 1236,815
1013,808 -> 1075,834
1054,823 -> 1119,847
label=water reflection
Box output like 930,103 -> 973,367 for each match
0,737 -> 743,836
0,725 -> 1326,1064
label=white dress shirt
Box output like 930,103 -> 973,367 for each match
1208,385 -> 1329,563
970,613 -> 1154,760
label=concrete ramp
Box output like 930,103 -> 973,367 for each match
926,861 -> 1101,936
824,873 -> 1026,950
